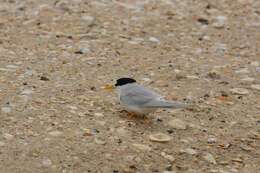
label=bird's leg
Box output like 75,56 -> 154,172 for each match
127,112 -> 138,119
142,115 -> 152,124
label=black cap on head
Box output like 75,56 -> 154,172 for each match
115,78 -> 136,87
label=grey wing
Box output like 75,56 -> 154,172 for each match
120,85 -> 162,107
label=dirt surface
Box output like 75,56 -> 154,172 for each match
0,0 -> 260,173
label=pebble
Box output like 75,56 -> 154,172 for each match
0,68 -> 15,72
251,84 -> 260,91
197,18 -> 209,25
6,65 -> 19,69
94,137 -> 106,145
203,35 -> 211,41
240,144 -> 253,151
48,130 -> 63,137
212,16 -> 227,28
142,77 -> 151,82
207,71 -> 221,79
186,75 -> 199,80
168,119 -> 187,130
3,133 -> 14,140
232,158 -> 243,163
203,153 -> 217,164
128,37 -> 144,45
161,152 -> 175,162
149,37 -> 160,43
180,148 -> 198,155
21,89 -> 33,95
41,158 -> 52,167
149,133 -> 172,142
240,77 -> 254,83
256,67 -> 260,73
132,143 -> 151,151
230,88 -> 249,95
0,141 -> 5,147
215,43 -> 227,55
75,47 -> 90,54
81,15 -> 95,26
94,112 -> 104,117
235,68 -> 249,74
207,136 -> 217,143
250,61 -> 259,66
24,69 -> 33,76
1,107 -> 11,113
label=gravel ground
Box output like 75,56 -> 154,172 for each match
0,0 -> 259,173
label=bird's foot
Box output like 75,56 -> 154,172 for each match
127,112 -> 138,119
141,115 -> 152,124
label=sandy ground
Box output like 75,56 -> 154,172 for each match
0,0 -> 259,173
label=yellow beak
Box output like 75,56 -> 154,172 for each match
103,84 -> 115,91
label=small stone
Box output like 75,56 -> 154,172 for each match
1,107 -> 11,113
75,47 -> 90,54
207,136 -> 217,143
0,141 -> 5,147
149,37 -> 160,43
132,143 -> 151,151
122,167 -> 136,173
212,16 -> 227,28
202,35 -> 211,41
49,130 -> 63,137
161,152 -> 175,162
94,137 -> 106,145
207,71 -> 220,79
81,15 -> 95,26
203,153 -> 217,164
128,37 -> 144,44
229,168 -> 239,173
251,84 -> 260,91
24,69 -> 33,76
168,119 -> 187,130
142,77 -> 151,82
250,61 -> 259,66
256,67 -> 260,73
41,158 -> 52,167
149,133 -> 172,142
235,68 -> 249,74
83,128 -> 92,136
6,65 -> 19,69
219,142 -> 232,149
230,88 -> 249,95
215,43 -> 227,55
240,144 -> 253,151
186,75 -> 199,79
219,161 -> 229,165
21,89 -> 33,95
180,148 -> 198,155
240,77 -> 255,83
94,112 -> 104,117
40,76 -> 50,81
232,158 -> 243,163
3,133 -> 14,140
197,18 -> 209,25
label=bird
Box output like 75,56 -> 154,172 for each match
114,77 -> 187,116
